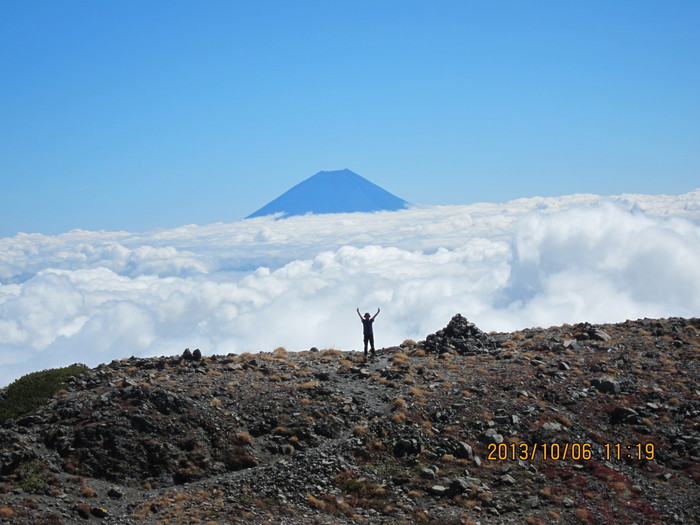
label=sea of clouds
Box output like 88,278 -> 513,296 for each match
1,189 -> 699,387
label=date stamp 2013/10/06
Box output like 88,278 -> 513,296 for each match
487,442 -> 656,462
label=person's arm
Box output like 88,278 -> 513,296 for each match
356,308 -> 363,320
371,308 -> 380,320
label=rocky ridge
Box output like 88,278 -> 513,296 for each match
0,315 -> 699,524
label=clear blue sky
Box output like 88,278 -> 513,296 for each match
2,1 -> 698,237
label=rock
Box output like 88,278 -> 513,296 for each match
592,329 -> 611,342
455,441 -> 474,460
479,429 -> 504,444
394,438 -> 421,457
421,467 -> 436,479
542,422 -> 562,432
107,487 -> 124,499
449,477 -> 472,495
609,406 -> 641,424
182,348 -> 193,361
430,485 -> 449,496
524,495 -> 540,508
591,377 -> 621,394
574,322 -> 611,342
500,474 -> 516,485
562,339 -> 582,351
192,348 -> 202,360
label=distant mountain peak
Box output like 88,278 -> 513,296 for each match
246,169 -> 409,219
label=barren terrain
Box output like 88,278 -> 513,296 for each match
1,315 -> 698,524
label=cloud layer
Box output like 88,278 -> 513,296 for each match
1,189 -> 699,387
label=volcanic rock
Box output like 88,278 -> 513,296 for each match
0,316 -> 698,524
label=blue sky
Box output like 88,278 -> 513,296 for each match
2,1 -> 699,237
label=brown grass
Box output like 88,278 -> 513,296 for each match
296,381 -> 319,390
391,412 -> 407,424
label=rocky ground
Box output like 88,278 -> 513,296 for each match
0,315 -> 698,525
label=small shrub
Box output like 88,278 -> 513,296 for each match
408,386 -> 426,397
17,459 -> 49,493
555,415 -> 573,428
391,412 -> 407,424
353,425 -> 369,436
574,507 -> 595,523
231,432 -> 253,445
393,398 -> 406,409
81,484 -> 97,497
0,364 -> 88,424
306,493 -> 326,510
525,517 -> 546,525
296,381 -> 319,390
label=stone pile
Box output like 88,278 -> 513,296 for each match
420,313 -> 494,355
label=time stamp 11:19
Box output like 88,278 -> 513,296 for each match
487,442 -> 656,462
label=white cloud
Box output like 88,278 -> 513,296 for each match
1,189 -> 699,387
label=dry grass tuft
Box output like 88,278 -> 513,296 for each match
296,381 -> 319,390
231,432 -> 253,445
409,386 -> 427,397
81,484 -> 97,497
353,425 -> 369,436
273,347 -> 288,358
306,493 -> 326,510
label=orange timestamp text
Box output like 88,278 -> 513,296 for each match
487,442 -> 655,461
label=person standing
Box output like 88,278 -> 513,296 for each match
356,307 -> 380,358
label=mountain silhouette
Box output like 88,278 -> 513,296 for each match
246,169 -> 409,219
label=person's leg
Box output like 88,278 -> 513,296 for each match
369,334 -> 375,355
363,335 -> 369,356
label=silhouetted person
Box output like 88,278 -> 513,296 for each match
356,307 -> 380,358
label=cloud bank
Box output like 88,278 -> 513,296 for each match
1,189 -> 699,387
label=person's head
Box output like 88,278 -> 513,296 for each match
364,313 -> 370,319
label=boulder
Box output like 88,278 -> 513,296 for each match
591,377 -> 621,394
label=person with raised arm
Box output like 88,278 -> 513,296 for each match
356,307 -> 380,358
